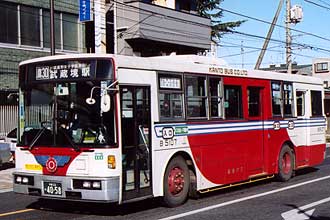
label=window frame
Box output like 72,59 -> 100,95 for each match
247,87 -> 261,118
224,85 -> 243,119
158,72 -> 185,121
0,2 -> 81,52
208,76 -> 224,119
311,90 -> 323,117
295,90 -> 305,117
271,81 -> 294,118
185,74 -> 208,119
315,62 -> 329,73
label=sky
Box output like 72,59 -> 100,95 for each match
218,0 -> 330,69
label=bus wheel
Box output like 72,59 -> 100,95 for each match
163,156 -> 190,207
277,145 -> 294,182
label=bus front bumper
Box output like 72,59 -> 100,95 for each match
13,172 -> 120,202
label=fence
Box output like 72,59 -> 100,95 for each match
0,105 -> 18,138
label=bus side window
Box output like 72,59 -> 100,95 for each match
311,90 -> 322,117
209,77 -> 223,118
296,91 -> 305,117
224,85 -> 243,119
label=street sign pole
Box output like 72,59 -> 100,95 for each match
50,0 -> 55,55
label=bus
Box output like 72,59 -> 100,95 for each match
13,54 -> 326,207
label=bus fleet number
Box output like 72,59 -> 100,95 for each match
160,138 -> 177,147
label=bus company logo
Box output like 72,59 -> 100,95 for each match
288,121 -> 295,130
162,127 -> 174,139
35,155 -> 70,172
46,157 -> 58,173
273,121 -> 281,131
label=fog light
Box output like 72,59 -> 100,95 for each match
82,181 -> 91,188
22,177 -> 29,184
92,181 -> 101,189
16,176 -> 22,183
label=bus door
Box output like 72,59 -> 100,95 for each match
120,86 -> 152,201
294,89 -> 309,166
246,86 -> 265,175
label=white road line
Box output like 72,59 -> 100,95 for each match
159,175 -> 330,220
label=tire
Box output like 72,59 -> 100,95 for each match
276,144 -> 294,182
163,156 -> 190,207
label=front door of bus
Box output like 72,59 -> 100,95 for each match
120,86 -> 152,201
247,86 -> 265,175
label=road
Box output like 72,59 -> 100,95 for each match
2,159 -> 330,220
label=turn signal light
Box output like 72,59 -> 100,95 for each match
108,155 -> 116,169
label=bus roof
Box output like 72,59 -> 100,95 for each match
19,53 -> 323,85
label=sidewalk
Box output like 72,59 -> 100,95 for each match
0,165 -> 14,193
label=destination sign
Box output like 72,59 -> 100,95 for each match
35,63 -> 91,81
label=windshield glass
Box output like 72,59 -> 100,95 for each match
19,80 -> 116,148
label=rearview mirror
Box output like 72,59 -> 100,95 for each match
101,94 -> 111,112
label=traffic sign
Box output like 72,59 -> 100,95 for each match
79,0 -> 92,22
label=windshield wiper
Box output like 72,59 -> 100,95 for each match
29,127 -> 46,150
59,127 -> 80,152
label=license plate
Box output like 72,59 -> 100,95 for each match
44,182 -> 62,196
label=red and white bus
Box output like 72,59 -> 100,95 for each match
14,54 -> 326,207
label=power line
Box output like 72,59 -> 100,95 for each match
219,7 -> 330,43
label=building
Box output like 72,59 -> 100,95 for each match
106,0 -> 211,56
0,0 -> 211,136
260,63 -> 312,75
312,58 -> 330,120
0,0 -> 85,136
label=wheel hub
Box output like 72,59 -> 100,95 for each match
282,152 -> 291,174
168,167 -> 185,195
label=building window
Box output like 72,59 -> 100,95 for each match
209,77 -> 223,118
63,14 -> 78,51
224,85 -> 242,119
311,90 -> 322,116
0,2 -> 18,44
185,75 -> 207,118
0,2 -> 80,51
20,5 -> 40,46
43,11 -> 61,49
315,62 -> 328,72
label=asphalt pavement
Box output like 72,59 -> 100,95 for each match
0,164 -> 14,193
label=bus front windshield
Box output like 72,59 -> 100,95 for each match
19,80 -> 116,148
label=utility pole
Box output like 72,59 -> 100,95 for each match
286,0 -> 292,74
50,0 -> 55,55
94,0 -> 106,53
255,0 -> 283,69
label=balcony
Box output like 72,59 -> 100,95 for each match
114,0 -> 211,55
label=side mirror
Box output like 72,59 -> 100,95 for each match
86,97 -> 96,105
101,94 -> 111,112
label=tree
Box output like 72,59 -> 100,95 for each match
196,0 -> 246,41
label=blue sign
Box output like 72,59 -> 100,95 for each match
79,0 -> 92,22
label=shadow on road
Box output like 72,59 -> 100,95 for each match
0,162 -> 14,171
284,204 -> 330,220
26,197 -> 163,216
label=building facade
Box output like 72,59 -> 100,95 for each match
0,0 -> 85,136
0,0 -> 211,136
106,0 -> 211,56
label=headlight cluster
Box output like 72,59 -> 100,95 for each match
15,175 -> 34,185
73,179 -> 102,190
